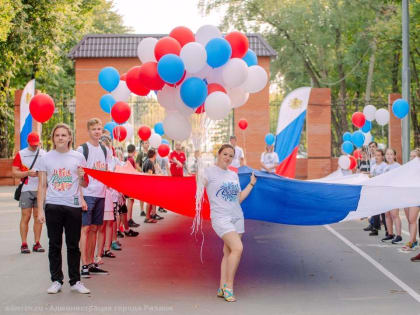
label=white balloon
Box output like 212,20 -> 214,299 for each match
205,91 -> 232,120
189,64 -> 211,79
363,132 -> 372,146
375,108 -> 389,126
173,88 -> 194,116
149,133 -> 162,149
163,111 -> 192,141
195,25 -> 222,46
180,42 -> 207,73
222,58 -> 248,88
338,155 -> 350,170
363,105 -> 377,121
206,66 -> 225,85
227,87 -> 249,108
241,65 -> 268,93
122,123 -> 134,140
111,80 -> 131,102
157,85 -> 178,111
137,37 -> 157,63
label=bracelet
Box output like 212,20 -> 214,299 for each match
249,183 -> 254,187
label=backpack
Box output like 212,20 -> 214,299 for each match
81,143 -> 107,162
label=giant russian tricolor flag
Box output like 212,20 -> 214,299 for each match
20,79 -> 35,149
275,87 -> 311,178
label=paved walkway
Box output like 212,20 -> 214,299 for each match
0,186 -> 419,314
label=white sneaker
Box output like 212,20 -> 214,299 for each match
47,281 -> 62,294
71,281 -> 90,294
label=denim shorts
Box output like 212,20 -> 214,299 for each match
82,196 -> 105,226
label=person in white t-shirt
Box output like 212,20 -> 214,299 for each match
37,123 -> 90,294
229,136 -> 244,169
76,118 -> 111,278
260,145 -> 279,173
204,144 -> 256,302
12,132 -> 46,254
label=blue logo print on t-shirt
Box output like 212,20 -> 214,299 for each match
216,182 -> 240,202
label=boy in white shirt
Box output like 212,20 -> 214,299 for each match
229,136 -> 245,169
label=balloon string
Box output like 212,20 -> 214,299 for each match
242,129 -> 247,163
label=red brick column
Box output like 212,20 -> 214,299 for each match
306,88 -> 332,179
233,56 -> 270,169
388,93 -> 402,164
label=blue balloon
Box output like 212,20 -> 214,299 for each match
99,94 -> 116,114
265,133 -> 275,146
98,67 -> 120,92
206,38 -> 232,68
104,121 -> 117,139
154,122 -> 165,136
361,120 -> 371,133
351,131 -> 365,148
157,54 -> 185,84
242,49 -> 258,67
161,139 -> 169,145
392,99 -> 409,119
342,132 -> 352,142
180,77 -> 208,109
342,141 -> 354,154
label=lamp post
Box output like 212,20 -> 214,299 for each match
401,0 -> 410,163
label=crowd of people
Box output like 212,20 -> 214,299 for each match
352,142 -> 420,258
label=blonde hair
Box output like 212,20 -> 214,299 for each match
51,123 -> 73,149
87,118 -> 102,129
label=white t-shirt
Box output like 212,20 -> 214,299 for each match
157,154 -> 169,175
37,150 -> 86,208
370,161 -> 387,177
260,151 -> 279,172
231,146 -> 244,168
14,148 -> 46,192
204,165 -> 243,220
385,162 -> 401,173
77,142 -> 111,198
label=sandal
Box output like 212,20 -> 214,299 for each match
102,250 -> 116,258
144,218 -> 157,223
223,287 -> 236,302
217,288 -> 224,298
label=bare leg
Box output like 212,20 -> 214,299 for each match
104,221 -> 113,251
96,223 -> 106,257
121,213 -> 129,231
112,220 -> 117,242
390,209 -> 401,236
220,243 -> 230,289
20,209 -> 31,244
406,207 -> 420,243
32,207 -> 43,243
87,225 -> 99,264
127,199 -> 134,221
80,225 -> 90,265
385,211 -> 393,235
221,232 -> 243,290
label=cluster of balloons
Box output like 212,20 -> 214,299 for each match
29,94 -> 55,123
98,25 -> 269,143
338,155 -> 357,170
137,124 -> 170,157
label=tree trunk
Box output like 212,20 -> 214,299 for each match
392,49 -> 400,93
365,40 -> 377,104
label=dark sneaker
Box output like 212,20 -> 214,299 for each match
152,214 -> 164,220
124,229 -> 139,237
21,244 -> 30,254
369,229 -> 378,236
391,235 -> 403,244
111,241 -> 122,251
381,234 -> 394,242
410,253 -> 420,262
158,207 -> 167,213
88,264 -> 109,275
117,231 -> 125,238
128,219 -> 140,228
363,225 -> 373,231
33,242 -> 45,252
140,211 -> 146,216
81,265 -> 90,278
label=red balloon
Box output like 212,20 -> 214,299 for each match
138,125 -> 151,141
353,149 -> 362,160
113,125 -> 127,142
169,26 -> 195,47
111,102 -> 131,124
238,119 -> 248,130
352,112 -> 366,128
349,156 -> 357,170
154,36 -> 181,61
158,144 -> 170,157
29,94 -> 55,123
126,66 -> 150,96
225,31 -> 249,58
195,104 -> 205,114
207,83 -> 227,95
138,62 -> 165,91
120,73 -> 127,81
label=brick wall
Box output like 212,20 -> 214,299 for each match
388,93 -> 402,164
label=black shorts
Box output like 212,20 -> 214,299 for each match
118,203 -> 128,215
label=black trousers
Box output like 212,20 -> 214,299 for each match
372,213 -> 387,231
45,204 -> 82,286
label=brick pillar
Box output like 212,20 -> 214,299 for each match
306,88 -> 332,179
388,93 -> 402,164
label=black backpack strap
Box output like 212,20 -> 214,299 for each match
82,143 -> 89,161
100,143 -> 107,159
